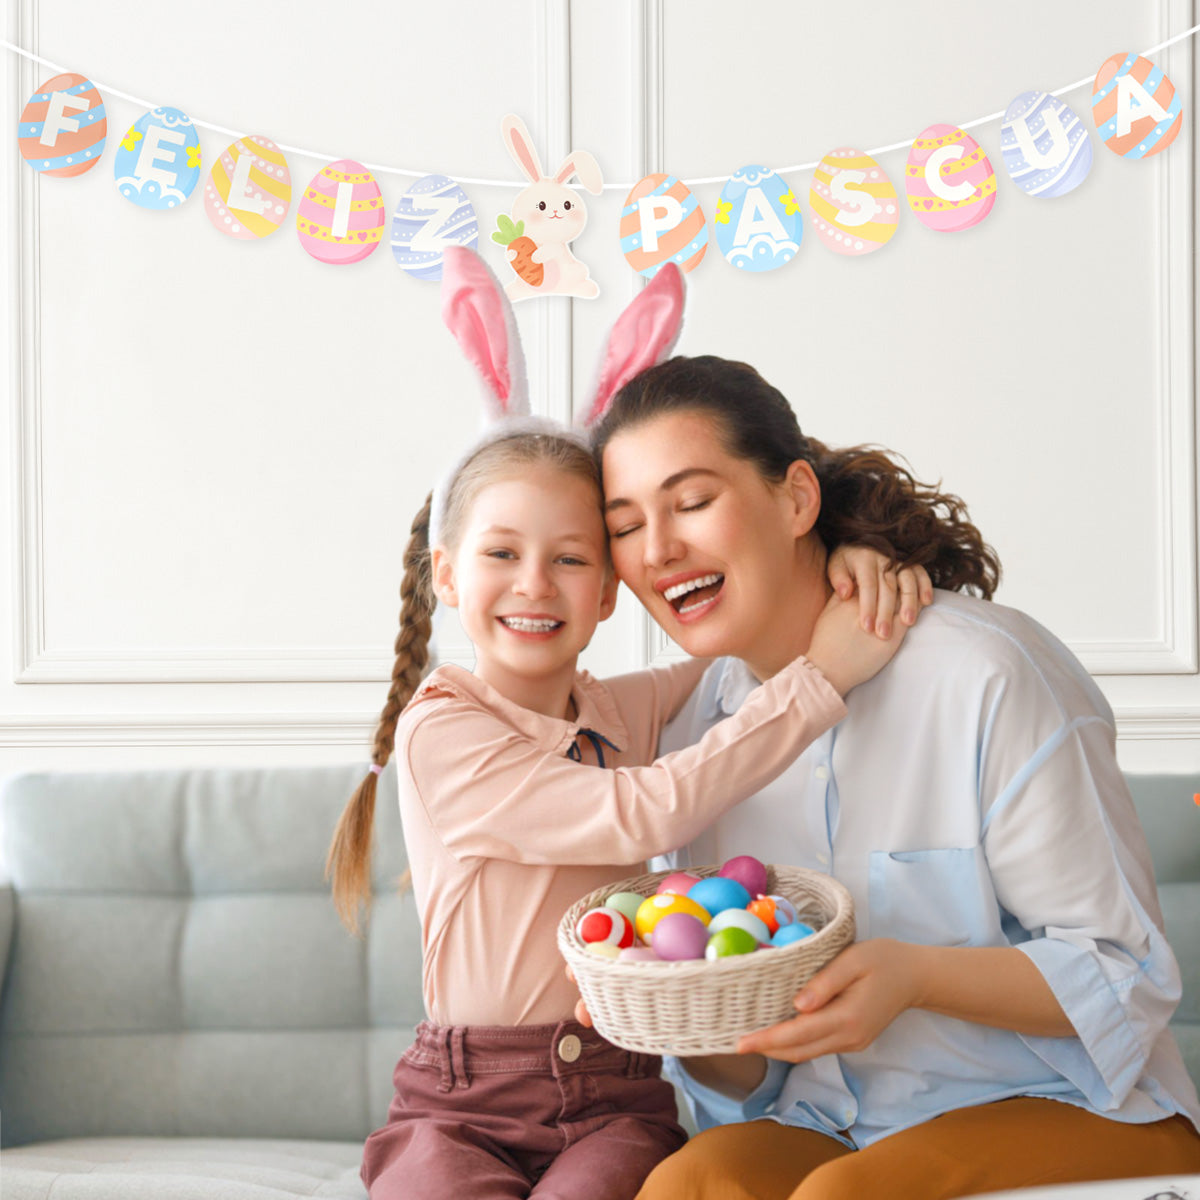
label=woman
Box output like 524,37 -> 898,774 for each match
590,355 -> 1200,1198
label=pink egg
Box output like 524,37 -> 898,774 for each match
718,855 -> 768,898
618,946 -> 661,963
296,158 -> 385,264
205,135 -> 291,241
656,871 -> 701,896
905,124 -> 996,233
652,912 -> 709,961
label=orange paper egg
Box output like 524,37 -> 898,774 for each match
19,73 -> 106,177
620,173 -> 708,277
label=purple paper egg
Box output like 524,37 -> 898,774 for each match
652,912 -> 709,961
718,855 -> 768,899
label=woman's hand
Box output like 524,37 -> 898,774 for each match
827,547 -> 933,638
735,939 -> 923,1063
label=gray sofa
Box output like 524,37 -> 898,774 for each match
0,766 -> 1196,1199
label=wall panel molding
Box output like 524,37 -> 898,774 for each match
637,0 -> 1197,679
8,0 -> 569,685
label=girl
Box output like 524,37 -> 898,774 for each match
326,252 -> 920,1200
586,354 -> 1200,1199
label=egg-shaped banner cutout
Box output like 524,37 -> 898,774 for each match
19,73 -> 107,177
905,125 -> 996,233
297,159 -> 386,265
620,173 -> 708,277
391,174 -> 479,281
1000,92 -> 1092,198
715,165 -> 802,271
1092,53 -> 1182,159
204,135 -> 292,240
809,147 -> 899,256
114,107 -> 201,210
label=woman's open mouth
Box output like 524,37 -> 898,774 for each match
662,573 -> 725,619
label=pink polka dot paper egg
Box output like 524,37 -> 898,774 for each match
205,135 -> 292,240
296,158 -> 385,264
576,906 -> 635,950
19,73 -> 106,177
809,147 -> 899,256
905,124 -> 996,232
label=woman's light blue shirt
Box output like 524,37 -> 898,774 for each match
655,591 -> 1200,1147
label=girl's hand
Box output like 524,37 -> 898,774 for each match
805,594 -> 908,696
735,939 -> 923,1062
827,547 -> 934,638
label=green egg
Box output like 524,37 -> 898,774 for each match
705,926 -> 759,960
605,891 -> 645,926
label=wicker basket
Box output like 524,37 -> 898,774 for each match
557,864 -> 855,1056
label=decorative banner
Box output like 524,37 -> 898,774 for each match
715,165 -> 803,272
391,173 -> 478,281
620,173 -> 708,277
498,113 -> 602,300
19,73 -> 106,177
1092,53 -> 1182,158
114,107 -> 201,210
204,135 -> 292,240
808,147 -> 899,256
905,124 -> 997,232
1000,92 -> 1092,198
296,159 -> 385,265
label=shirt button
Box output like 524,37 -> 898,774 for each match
764,1101 -> 776,1114
816,852 -> 830,866
558,1035 -> 582,1063
815,765 -> 830,781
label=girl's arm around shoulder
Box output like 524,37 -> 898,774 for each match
403,656 -> 847,869
600,657 -> 712,765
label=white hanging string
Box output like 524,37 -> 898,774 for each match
4,23 -> 1198,190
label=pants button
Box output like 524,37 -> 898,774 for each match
558,1034 -> 582,1063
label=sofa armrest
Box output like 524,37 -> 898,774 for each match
0,880 -> 13,999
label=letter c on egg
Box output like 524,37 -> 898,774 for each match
924,144 -> 977,204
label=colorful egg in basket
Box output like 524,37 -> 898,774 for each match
557,864 -> 855,1056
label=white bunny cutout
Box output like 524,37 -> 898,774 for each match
429,246 -> 685,548
496,114 -> 603,301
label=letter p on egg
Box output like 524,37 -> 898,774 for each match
636,194 -> 683,253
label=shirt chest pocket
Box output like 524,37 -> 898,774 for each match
867,846 -> 999,947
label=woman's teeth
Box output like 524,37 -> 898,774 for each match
663,574 -> 724,613
500,617 -> 561,632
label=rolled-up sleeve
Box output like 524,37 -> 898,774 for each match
982,709 -> 1182,1110
665,1055 -> 791,1132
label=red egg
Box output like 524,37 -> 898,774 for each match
576,906 -> 635,949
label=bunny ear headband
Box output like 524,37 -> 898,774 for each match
429,246 -> 685,546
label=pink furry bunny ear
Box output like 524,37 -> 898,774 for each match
583,264 -> 685,429
441,245 -> 530,421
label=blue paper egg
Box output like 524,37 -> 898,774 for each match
715,165 -> 802,272
114,107 -> 201,210
1001,92 -> 1092,199
688,875 -> 751,917
391,174 -> 478,281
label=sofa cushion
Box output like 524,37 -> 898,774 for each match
0,1137 -> 365,1200
0,766 -> 421,1147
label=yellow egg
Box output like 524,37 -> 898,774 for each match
586,942 -> 622,960
635,892 -> 711,944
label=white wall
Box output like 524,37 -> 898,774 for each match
2,0 -> 1198,775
